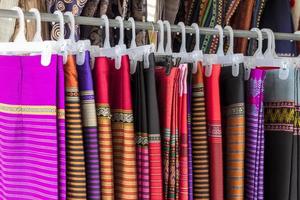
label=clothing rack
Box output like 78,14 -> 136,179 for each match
0,8 -> 300,41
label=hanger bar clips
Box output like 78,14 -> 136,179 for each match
0,8 -> 300,41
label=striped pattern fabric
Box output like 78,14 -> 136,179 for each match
76,51 -> 101,199
220,65 -> 245,200
156,67 -> 180,199
179,64 -> 189,200
0,55 -> 62,199
94,55 -> 138,199
245,69 -> 265,200
110,56 -> 138,199
64,55 -> 87,199
131,62 -> 150,200
187,65 -> 194,200
57,55 -> 66,200
93,56 -> 115,199
144,54 -> 164,200
192,63 -> 210,199
204,64 -> 224,200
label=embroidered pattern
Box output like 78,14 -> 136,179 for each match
111,112 -> 134,123
96,107 -> 112,119
226,103 -> 245,116
208,124 -> 222,137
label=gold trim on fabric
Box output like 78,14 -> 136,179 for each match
57,109 -> 65,119
0,103 -> 56,115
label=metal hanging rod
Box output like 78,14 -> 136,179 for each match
1,8 -> 300,41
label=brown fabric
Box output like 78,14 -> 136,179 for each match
13,0 -> 49,41
231,0 -> 255,53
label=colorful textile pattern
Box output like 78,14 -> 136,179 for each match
220,65 -> 245,200
94,56 -> 138,199
131,62 -> 150,200
76,52 -> 101,199
144,54 -> 164,200
57,55 -> 66,200
179,64 -> 189,200
264,67 -> 300,200
0,55 -> 62,199
187,65 -> 193,200
94,56 -> 115,199
47,0 -> 88,40
192,63 -> 210,200
64,55 -> 87,199
204,64 -> 224,200
245,68 -> 265,200
156,67 -> 180,199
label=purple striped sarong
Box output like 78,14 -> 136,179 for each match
76,51 -> 101,199
245,68 -> 265,200
0,55 -> 64,199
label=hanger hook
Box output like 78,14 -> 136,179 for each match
178,22 -> 186,53
251,28 -> 263,57
115,16 -> 124,45
164,20 -> 172,54
215,25 -> 224,56
128,17 -> 136,48
12,7 -> 26,42
54,10 -> 65,41
224,25 -> 234,55
157,20 -> 164,53
64,11 -> 76,42
29,8 -> 42,42
101,15 -> 110,48
261,28 -> 273,57
191,23 -> 200,51
269,29 -> 277,57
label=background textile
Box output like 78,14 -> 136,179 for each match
0,0 -> 19,42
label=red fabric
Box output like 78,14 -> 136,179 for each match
179,65 -> 188,200
204,64 -> 224,200
155,67 -> 180,199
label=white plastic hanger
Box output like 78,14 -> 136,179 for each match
256,28 -> 290,80
0,7 -> 54,66
164,20 -> 172,54
244,28 -> 264,80
90,15 -> 126,67
29,8 -> 43,42
64,11 -> 91,65
156,20 -> 165,54
126,17 -> 155,74
224,25 -> 244,77
54,10 -> 69,64
191,23 -> 204,74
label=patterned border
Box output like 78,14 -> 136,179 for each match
0,103 -> 56,115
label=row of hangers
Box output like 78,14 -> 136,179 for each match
0,7 -> 298,80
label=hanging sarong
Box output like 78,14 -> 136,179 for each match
144,54 -> 164,200
94,55 -> 138,199
131,62 -> 150,200
264,66 -> 299,200
204,64 -> 224,200
57,55 -> 66,200
156,67 -> 180,200
187,64 -> 193,200
93,56 -> 115,199
64,55 -> 87,199
179,64 -> 189,200
220,65 -> 245,200
192,63 -> 210,200
245,68 -> 265,200
0,55 -> 62,199
76,51 -> 101,199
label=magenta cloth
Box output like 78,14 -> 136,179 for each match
0,55 -> 64,200
245,68 -> 266,200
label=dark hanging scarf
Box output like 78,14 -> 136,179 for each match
264,67 -> 300,200
220,65 -> 246,200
